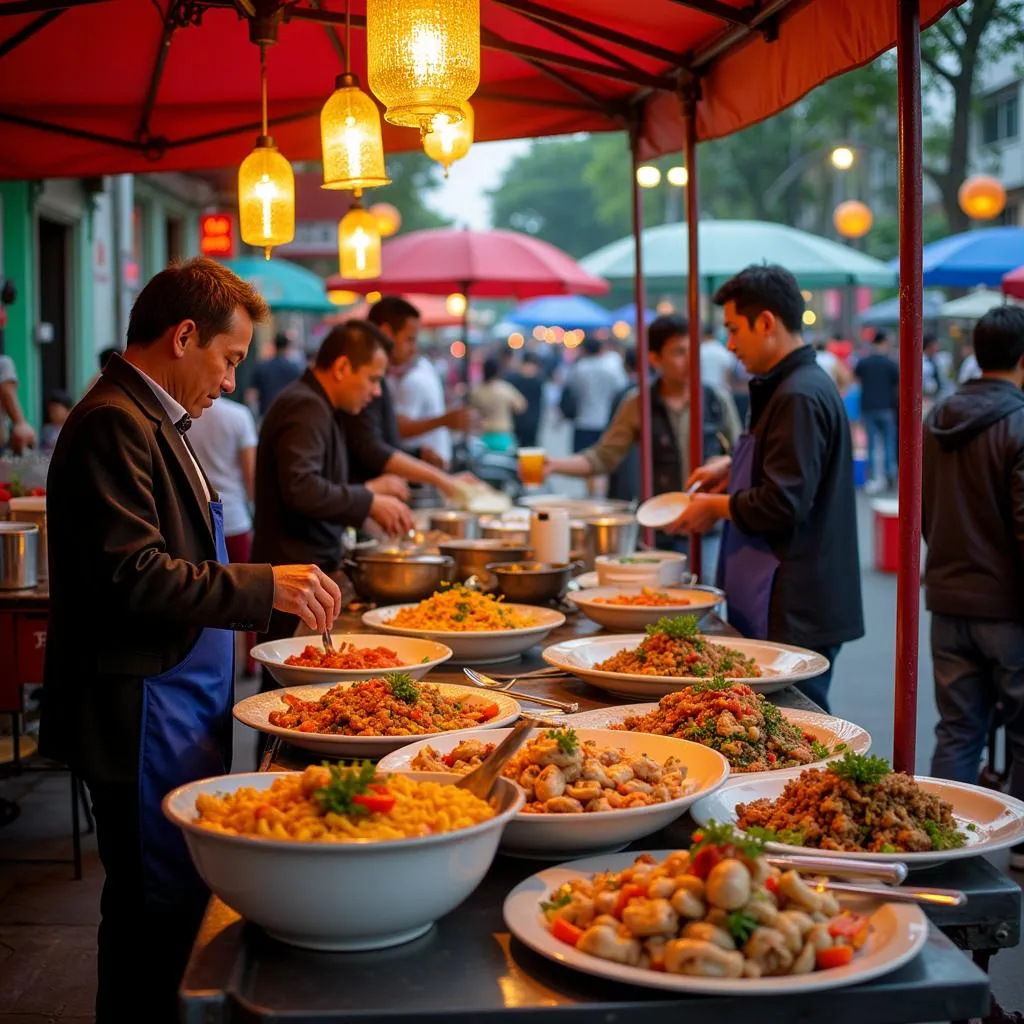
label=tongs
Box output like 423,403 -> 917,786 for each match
766,854 -> 907,885
463,668 -> 579,713
322,631 -> 336,654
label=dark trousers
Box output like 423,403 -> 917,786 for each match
88,781 -> 208,1024
793,644 -> 842,713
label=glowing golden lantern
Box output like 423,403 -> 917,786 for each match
423,102 -> 474,176
446,292 -> 468,317
321,73 -> 391,192
369,202 -> 402,238
959,175 -> 1007,220
366,0 -> 480,132
338,200 -> 382,280
833,200 -> 873,239
328,289 -> 360,305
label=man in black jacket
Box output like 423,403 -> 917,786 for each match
673,265 -> 863,711
923,306 -> 1024,866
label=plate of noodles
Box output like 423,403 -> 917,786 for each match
362,585 -> 565,665
542,616 -> 829,697
250,633 -> 453,687
233,673 -> 522,757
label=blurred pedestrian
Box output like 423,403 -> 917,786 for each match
0,350 -> 36,453
245,332 -> 301,418
40,389 -> 73,452
700,323 -> 737,392
470,355 -> 527,453
505,351 -> 546,448
855,330 -> 899,494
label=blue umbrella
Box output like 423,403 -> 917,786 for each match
860,291 -> 945,326
219,257 -> 337,314
609,303 -> 657,327
506,294 -> 614,330
888,226 -> 1024,287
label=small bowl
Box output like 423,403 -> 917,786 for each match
438,539 -> 535,581
343,553 -> 455,604
595,550 -> 688,587
486,560 -> 581,605
164,771 -> 524,950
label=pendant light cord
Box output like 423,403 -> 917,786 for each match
344,0 -> 350,74
260,42 -> 268,137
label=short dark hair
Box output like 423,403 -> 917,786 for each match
483,355 -> 501,381
315,319 -> 389,370
522,351 -> 541,367
47,389 -> 73,409
872,330 -> 888,346
368,296 -> 420,335
713,264 -> 804,334
648,315 -> 688,355
126,257 -> 269,348
973,306 -> 1024,372
581,335 -> 602,356
274,331 -> 290,353
923,331 -> 939,350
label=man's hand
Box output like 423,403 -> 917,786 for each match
271,564 -> 342,633
686,455 -> 732,495
668,493 -> 729,535
441,406 -> 472,432
369,494 -> 415,536
366,473 -> 410,500
9,420 -> 36,453
419,446 -> 446,469
436,470 -> 484,499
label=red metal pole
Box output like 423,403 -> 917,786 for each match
683,90 -> 703,581
630,121 -> 654,548
893,0 -> 923,774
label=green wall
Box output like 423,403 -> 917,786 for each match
0,181 -> 39,428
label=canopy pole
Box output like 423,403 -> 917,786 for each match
683,85 -> 703,581
629,118 -> 654,547
893,0 -> 923,774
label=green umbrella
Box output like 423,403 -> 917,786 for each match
580,220 -> 896,290
219,257 -> 338,314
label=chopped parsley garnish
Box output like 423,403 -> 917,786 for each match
745,824 -> 807,847
810,740 -> 832,761
880,843 -> 897,853
690,820 -> 765,859
830,752 -> 891,785
313,760 -> 378,817
544,728 -> 579,755
540,885 -> 573,913
385,672 -> 420,704
922,819 -> 967,850
689,675 -> 735,695
726,910 -> 759,944
966,823 -> 979,833
646,615 -> 701,642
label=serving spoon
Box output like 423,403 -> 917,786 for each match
455,717 -> 539,802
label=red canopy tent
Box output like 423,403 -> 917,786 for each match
0,0 -> 958,773
1002,265 -> 1024,300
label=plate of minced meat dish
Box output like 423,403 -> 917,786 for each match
251,633 -> 453,687
569,681 -> 870,775
232,672 -> 521,757
691,752 -> 1024,867
567,587 -> 725,632
542,617 -> 830,697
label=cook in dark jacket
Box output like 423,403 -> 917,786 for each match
922,306 -> 1024,838
673,265 -> 864,711
39,257 -> 342,1024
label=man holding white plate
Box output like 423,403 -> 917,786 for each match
670,265 -> 863,711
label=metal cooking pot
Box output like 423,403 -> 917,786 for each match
479,520 -> 530,545
486,560 -> 581,605
585,514 -> 639,560
342,552 -> 455,604
438,539 -> 534,581
0,522 -> 39,590
429,510 -> 480,540
9,496 -> 47,581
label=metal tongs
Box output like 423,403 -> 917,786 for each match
322,631 -> 336,654
463,667 -> 579,713
455,717 -> 537,801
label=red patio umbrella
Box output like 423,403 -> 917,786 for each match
324,228 -> 607,298
1002,265 -> 1024,300
326,293 -> 466,328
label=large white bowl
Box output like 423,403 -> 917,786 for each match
595,551 -> 688,587
568,586 -> 724,632
233,680 -> 521,758
542,633 -> 829,697
163,770 -> 524,950
250,633 -> 453,687
378,727 -> 730,858
362,604 -> 566,665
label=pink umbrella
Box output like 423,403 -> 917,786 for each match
326,294 -> 465,328
1002,264 -> 1024,300
325,228 -> 608,298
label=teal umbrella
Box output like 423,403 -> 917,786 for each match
580,220 -> 896,290
219,257 -> 338,314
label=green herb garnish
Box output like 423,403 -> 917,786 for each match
645,615 -> 701,641
726,910 -> 759,944
690,819 -> 765,859
540,885 -> 573,913
544,728 -> 579,755
922,819 -> 967,851
830,752 -> 891,785
386,672 -> 420,704
966,823 -> 979,833
810,740 -> 832,761
313,760 -> 378,817
745,824 -> 807,847
880,843 -> 897,853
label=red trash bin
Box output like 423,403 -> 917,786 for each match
872,499 -> 900,574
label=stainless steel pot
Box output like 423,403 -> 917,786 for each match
429,510 -> 480,540
438,539 -> 534,581
585,514 -> 639,560
479,521 -> 530,545
486,560 -> 581,605
342,552 -> 455,604
9,496 -> 47,581
0,522 -> 39,590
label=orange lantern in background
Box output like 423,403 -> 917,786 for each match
370,202 -> 402,238
958,175 -> 1007,220
833,200 -> 873,239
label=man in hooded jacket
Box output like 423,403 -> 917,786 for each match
922,305 -> 1024,869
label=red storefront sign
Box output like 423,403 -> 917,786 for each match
200,215 -> 235,258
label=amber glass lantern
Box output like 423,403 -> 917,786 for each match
833,200 -> 873,239
366,0 -> 480,132
238,136 -> 295,259
959,175 -> 1007,220
338,200 -> 382,279
369,202 -> 402,237
423,102 -> 474,176
321,73 -> 391,191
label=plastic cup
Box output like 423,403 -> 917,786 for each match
518,447 -> 545,486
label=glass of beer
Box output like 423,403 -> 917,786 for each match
518,447 -> 545,487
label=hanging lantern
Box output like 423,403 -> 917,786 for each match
327,289 -> 360,305
321,73 -> 391,191
366,0 -> 480,132
369,202 -> 402,237
959,175 -> 1007,220
833,200 -> 873,239
238,137 -> 295,259
423,102 -> 474,176
338,200 -> 382,280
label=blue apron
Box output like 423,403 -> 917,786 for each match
138,500 -> 234,901
716,433 -> 780,640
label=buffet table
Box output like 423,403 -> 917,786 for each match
179,608 -> 1012,1023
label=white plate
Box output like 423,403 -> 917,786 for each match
378,727 -> 730,857
574,571 -> 600,589
233,680 -> 521,758
569,705 -> 870,776
250,633 -> 453,688
362,604 -> 566,666
568,586 -> 724,632
691,768 -> 1024,867
542,633 -> 829,696
636,492 -> 691,528
503,850 -> 928,994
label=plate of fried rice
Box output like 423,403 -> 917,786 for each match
363,586 -> 565,665
542,616 -> 829,697
233,673 -> 522,756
